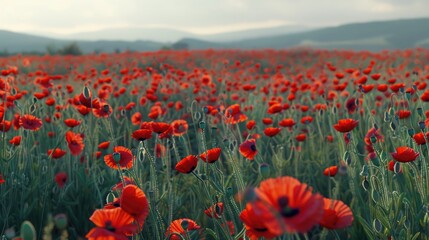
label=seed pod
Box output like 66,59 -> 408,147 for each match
373,218 -> 383,233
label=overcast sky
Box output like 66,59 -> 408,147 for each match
0,0 -> 428,36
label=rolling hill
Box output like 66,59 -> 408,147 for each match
0,18 -> 428,54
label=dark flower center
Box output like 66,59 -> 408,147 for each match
105,220 -> 116,232
278,196 -> 300,218
250,144 -> 257,152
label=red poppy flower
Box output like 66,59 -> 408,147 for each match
204,202 -> 224,219
0,174 -> 4,185
175,155 -> 198,174
104,146 -> 134,170
264,127 -> 281,137
252,176 -> 324,234
246,120 -> 256,130
199,148 -> 222,163
0,120 -> 11,132
171,119 -> 188,136
323,166 -> 338,177
151,122 -> 170,134
64,118 -> 81,128
19,114 -> 43,131
131,129 -> 152,141
120,184 -> 149,227
98,141 -> 110,150
239,139 -> 258,160
111,176 -> 136,191
159,126 -> 173,139
397,110 -> 411,119
279,118 -> 296,128
295,134 -> 306,142
155,144 -> 166,158
319,198 -> 354,229
267,103 -> 283,114
9,136 -> 21,146
65,131 -> 84,156
300,116 -> 313,124
48,148 -> 67,159
86,208 -> 137,240
333,119 -> 359,133
239,204 -> 278,239
93,103 -> 113,118
413,132 -> 429,145
224,104 -> 248,124
165,218 -> 200,240
55,172 -> 68,188
391,146 -> 419,162
131,112 -> 142,125
388,160 -> 402,173
262,118 -> 273,125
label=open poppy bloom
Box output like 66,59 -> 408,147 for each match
104,146 -> 134,169
55,172 -> 68,188
48,148 -> 67,159
151,121 -> 170,134
175,155 -> 198,174
204,202 -> 224,219
98,141 -> 110,150
240,204 -> 278,239
239,139 -> 258,160
64,118 -> 81,128
319,198 -> 354,229
413,132 -> 429,145
391,146 -> 419,162
279,118 -> 296,128
120,184 -> 149,228
0,120 -> 11,132
65,131 -> 85,156
19,114 -> 43,131
9,136 -> 21,146
323,166 -> 338,177
131,129 -> 152,141
224,104 -> 248,124
264,127 -> 281,137
333,119 -> 359,133
251,176 -> 324,234
171,119 -> 188,136
86,208 -> 137,240
199,148 -> 221,163
165,218 -> 201,240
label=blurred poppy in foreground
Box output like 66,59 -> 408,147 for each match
86,208 -> 136,240
319,198 -> 354,229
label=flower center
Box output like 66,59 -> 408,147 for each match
277,196 -> 300,218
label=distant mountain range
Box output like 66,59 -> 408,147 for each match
1,18 -> 428,54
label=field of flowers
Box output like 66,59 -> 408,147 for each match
1,49 -> 429,239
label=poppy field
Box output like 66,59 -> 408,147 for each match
1,49 -> 429,239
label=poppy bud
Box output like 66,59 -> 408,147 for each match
83,86 -> 91,99
405,92 -> 411,100
407,128 -> 415,137
389,107 -> 395,117
419,121 -> 425,130
390,122 -> 396,131
54,214 -> 68,230
20,220 -> 36,240
112,152 -> 121,163
417,107 -> 423,117
199,121 -> 206,129
373,219 -> 383,233
259,163 -> 270,178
